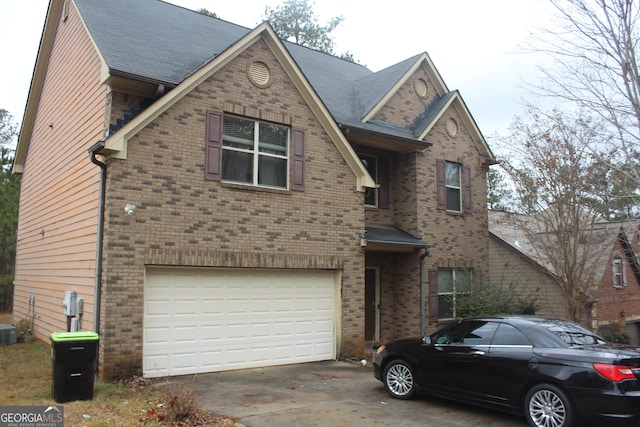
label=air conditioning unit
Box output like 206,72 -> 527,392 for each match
0,324 -> 17,345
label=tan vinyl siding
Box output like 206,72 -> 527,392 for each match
13,2 -> 106,341
488,236 -> 567,318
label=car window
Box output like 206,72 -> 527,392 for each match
546,320 -> 607,347
435,321 -> 498,345
491,323 -> 531,346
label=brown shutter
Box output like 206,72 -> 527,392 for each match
436,160 -> 446,210
292,128 -> 305,191
205,110 -> 223,181
378,156 -> 390,209
428,269 -> 439,323
463,165 -> 472,214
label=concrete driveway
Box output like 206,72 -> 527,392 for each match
164,361 -> 528,427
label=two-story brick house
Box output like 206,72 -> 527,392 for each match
590,221 -> 640,344
13,0 -> 495,379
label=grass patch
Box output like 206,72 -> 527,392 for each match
0,313 -> 243,426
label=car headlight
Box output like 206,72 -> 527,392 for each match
376,345 -> 386,354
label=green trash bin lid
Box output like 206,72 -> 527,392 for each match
50,331 -> 99,342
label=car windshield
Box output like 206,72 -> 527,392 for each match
546,321 -> 607,347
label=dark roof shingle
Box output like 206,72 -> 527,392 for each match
75,0 -> 438,133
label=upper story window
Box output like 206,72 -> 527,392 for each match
445,162 -> 462,211
437,160 -> 471,213
360,154 -> 378,207
205,110 -> 306,191
357,151 -> 390,209
222,116 -> 289,188
613,256 -> 626,287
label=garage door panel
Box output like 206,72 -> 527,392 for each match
146,299 -> 171,316
250,322 -> 271,338
144,353 -> 169,374
144,268 -> 337,377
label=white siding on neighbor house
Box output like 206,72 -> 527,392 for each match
143,267 -> 339,377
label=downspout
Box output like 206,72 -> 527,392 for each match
88,140 -> 106,337
419,246 -> 430,336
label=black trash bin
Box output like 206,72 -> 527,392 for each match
50,331 -> 99,403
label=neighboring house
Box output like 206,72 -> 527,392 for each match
488,211 -> 567,318
591,221 -> 640,344
489,210 -> 640,344
13,0 -> 495,380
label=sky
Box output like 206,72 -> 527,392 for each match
0,0 -> 555,141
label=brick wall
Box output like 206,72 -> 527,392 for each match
592,236 -> 640,329
361,72 -> 492,337
98,39 -> 366,378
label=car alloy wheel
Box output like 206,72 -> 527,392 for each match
525,384 -> 573,427
383,360 -> 416,399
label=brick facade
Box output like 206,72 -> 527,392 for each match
16,1 -> 496,380
98,40 -> 366,378
592,230 -> 640,342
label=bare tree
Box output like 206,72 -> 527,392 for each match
501,108 -> 609,322
526,0 -> 640,173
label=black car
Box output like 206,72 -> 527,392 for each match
373,316 -> 640,427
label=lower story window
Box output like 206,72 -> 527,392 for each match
222,115 -> 289,188
437,269 -> 472,319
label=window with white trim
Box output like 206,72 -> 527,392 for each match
612,256 -> 626,287
445,162 -> 462,212
437,160 -> 471,213
437,269 -> 472,319
222,115 -> 289,188
360,154 -> 378,207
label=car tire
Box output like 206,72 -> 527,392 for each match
524,383 -> 574,427
382,359 -> 417,400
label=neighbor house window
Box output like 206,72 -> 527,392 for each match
437,160 -> 471,213
360,154 -> 378,207
612,256 -> 626,287
205,111 -> 305,190
436,269 -> 472,319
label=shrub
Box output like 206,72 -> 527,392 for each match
600,321 -> 631,344
143,380 -> 208,425
452,281 -> 539,318
15,318 -> 34,343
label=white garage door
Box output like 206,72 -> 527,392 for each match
144,268 -> 338,377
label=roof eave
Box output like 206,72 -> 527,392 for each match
13,0 -> 64,175
339,123 -> 432,153
362,52 -> 448,123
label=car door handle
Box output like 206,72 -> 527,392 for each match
470,350 -> 485,356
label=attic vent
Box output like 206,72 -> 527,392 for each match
414,78 -> 428,98
445,118 -> 459,137
248,61 -> 271,88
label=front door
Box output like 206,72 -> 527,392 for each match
365,268 -> 380,342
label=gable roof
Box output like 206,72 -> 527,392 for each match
75,0 -> 251,86
15,0 -> 495,174
489,210 -> 640,283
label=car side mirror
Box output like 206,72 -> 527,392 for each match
422,336 -> 431,345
